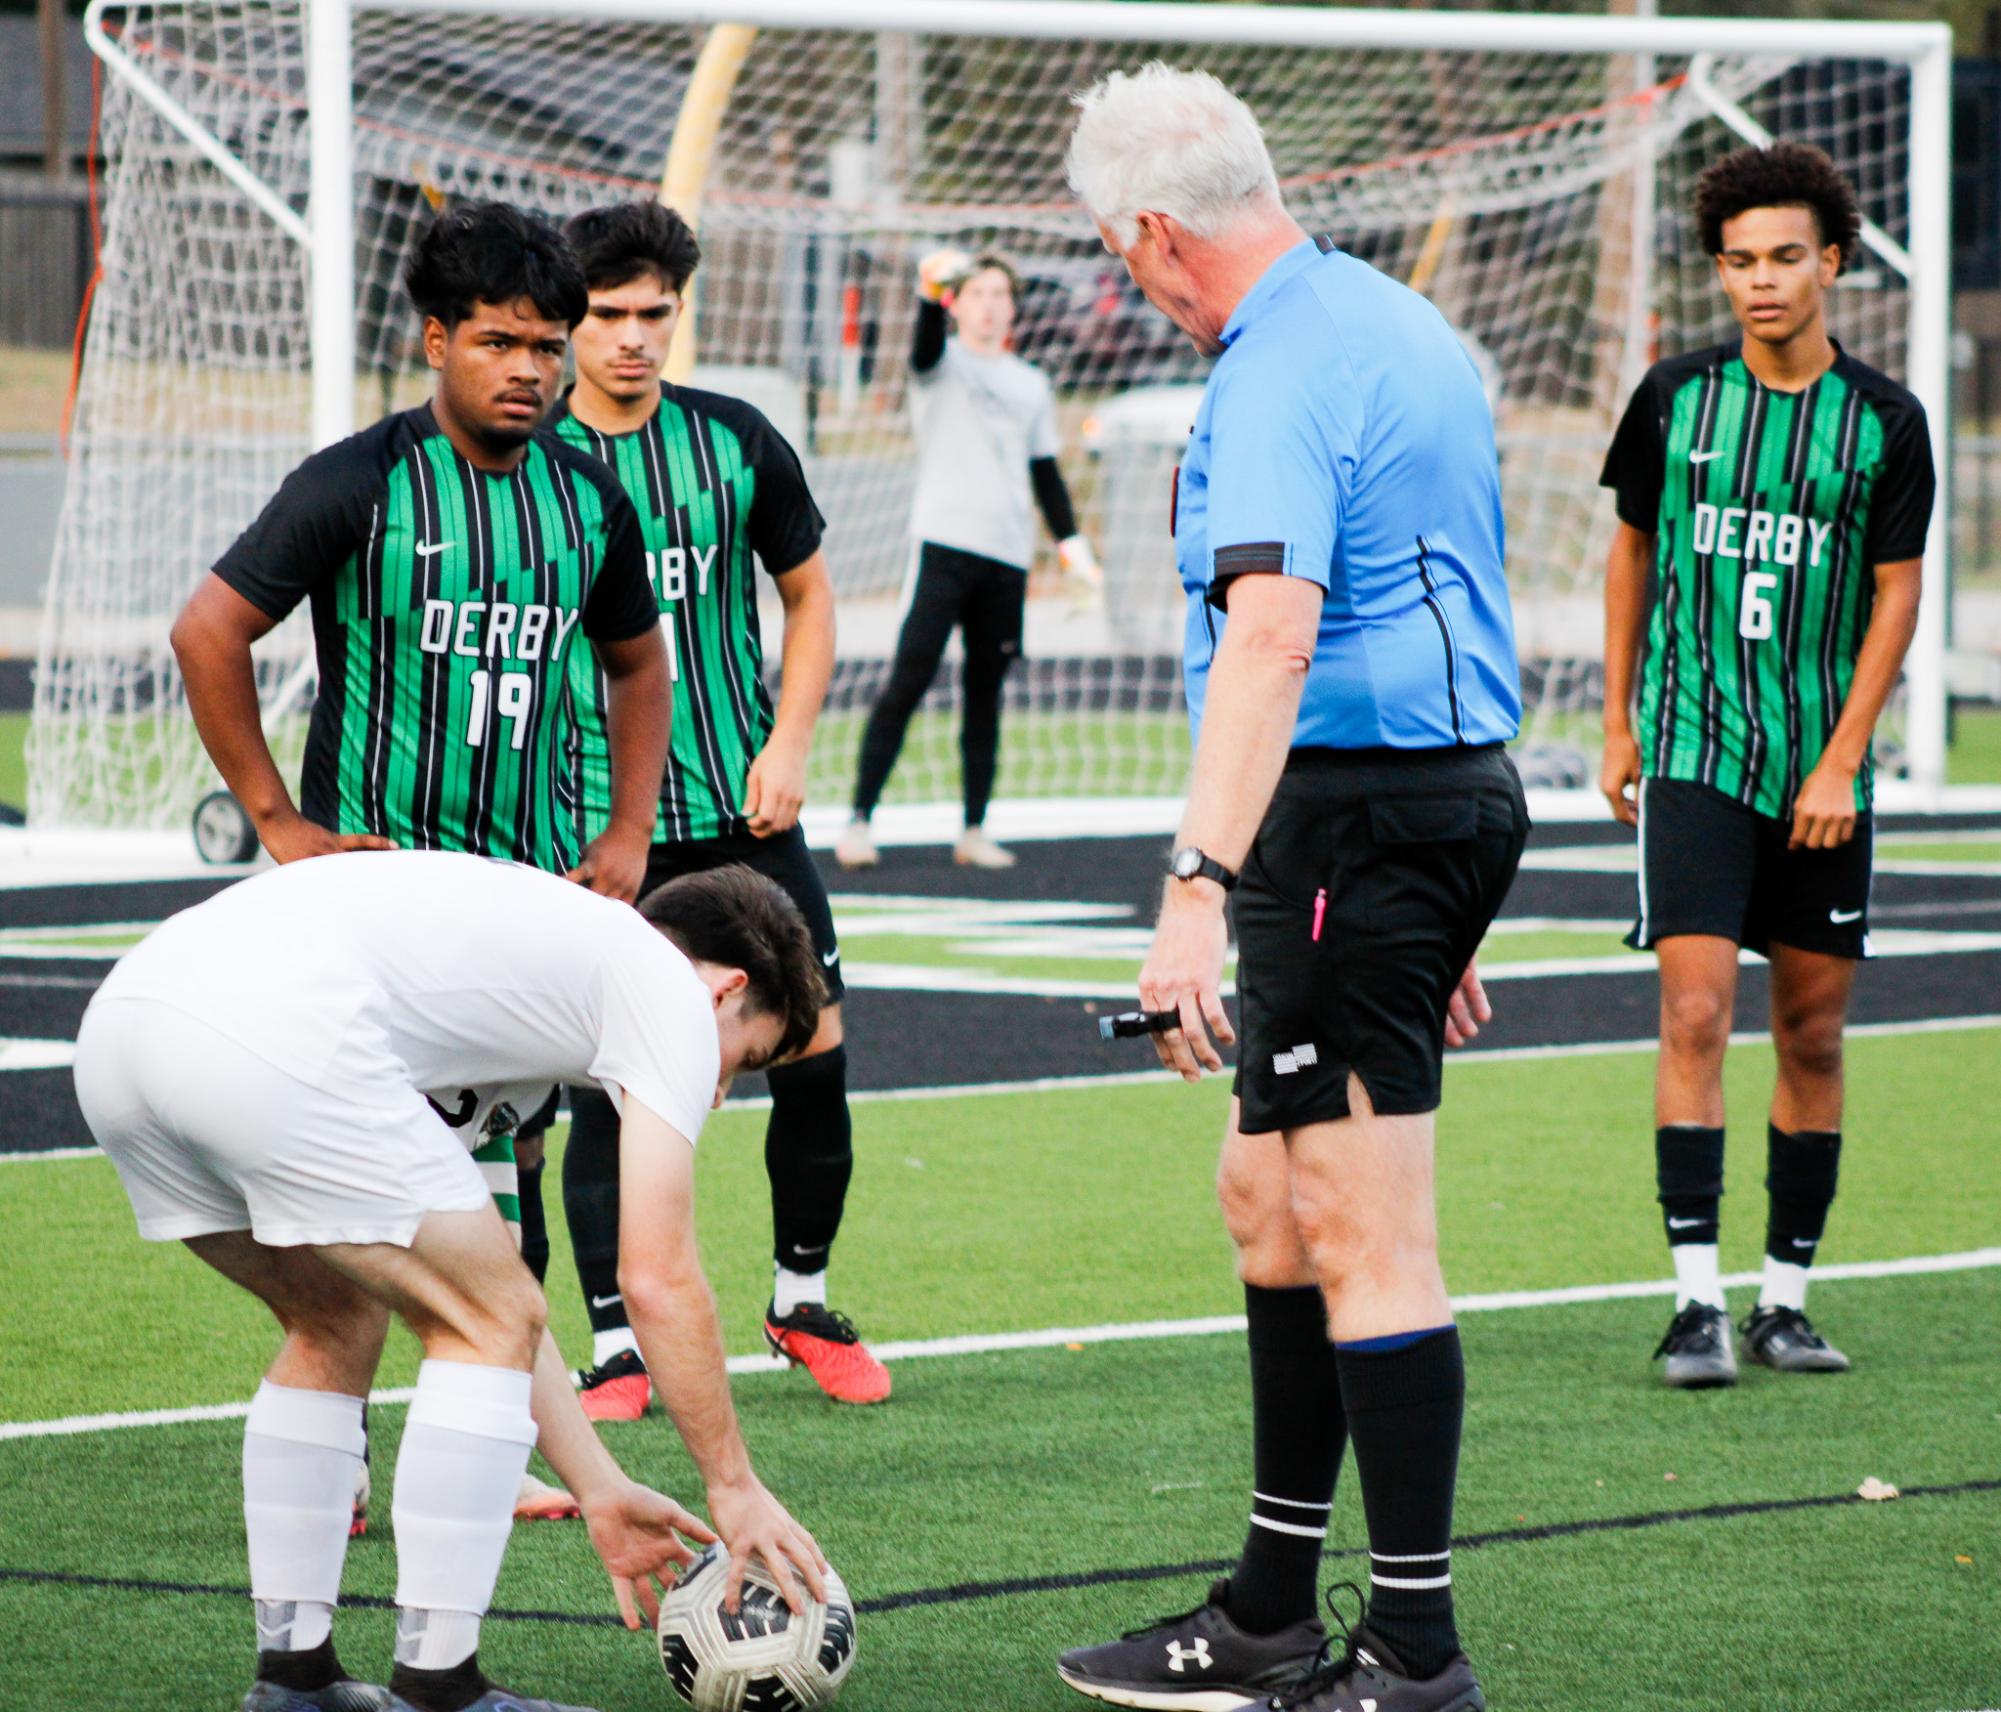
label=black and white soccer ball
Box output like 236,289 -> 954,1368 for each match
657,1541 -> 856,1712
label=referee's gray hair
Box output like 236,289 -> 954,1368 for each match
1066,64 -> 1282,248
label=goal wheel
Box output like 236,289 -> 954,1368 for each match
192,791 -> 259,864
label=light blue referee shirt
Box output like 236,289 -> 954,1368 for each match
1175,235 -> 1522,749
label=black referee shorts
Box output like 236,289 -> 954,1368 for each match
640,824 -> 846,1002
1628,777 -> 1872,960
1233,744 -> 1528,1133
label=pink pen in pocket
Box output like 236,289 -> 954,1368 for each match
1311,886 -> 1327,943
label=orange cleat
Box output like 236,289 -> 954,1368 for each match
514,1471 -> 582,1522
763,1302 -> 892,1406
574,1348 -> 651,1422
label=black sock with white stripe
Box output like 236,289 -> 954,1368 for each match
1223,1284 -> 1345,1636
1336,1324 -> 1464,1679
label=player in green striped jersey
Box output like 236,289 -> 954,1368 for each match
174,202 -> 670,892
1599,144 -> 1935,1386
542,202 -> 891,1410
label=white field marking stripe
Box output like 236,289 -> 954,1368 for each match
9,1014 -> 1999,1140
5,1248 -> 1998,1444
0,1038 -> 75,1071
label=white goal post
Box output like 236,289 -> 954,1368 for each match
35,0 -> 1953,832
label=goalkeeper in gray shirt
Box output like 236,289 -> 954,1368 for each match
837,250 -> 1099,871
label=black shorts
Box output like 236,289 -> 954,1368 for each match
640,824 -> 846,1002
1629,777 -> 1872,960
1233,744 -> 1529,1133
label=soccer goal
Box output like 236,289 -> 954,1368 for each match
30,0 -> 1952,835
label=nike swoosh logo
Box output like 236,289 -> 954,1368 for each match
1690,450 -> 1725,464
822,948 -> 840,966
415,540 -> 455,557
589,1292 -> 622,1309
1829,908 -> 1863,923
1667,1216 -> 1707,1229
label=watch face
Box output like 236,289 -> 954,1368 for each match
1172,848 -> 1200,879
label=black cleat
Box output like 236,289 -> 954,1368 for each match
1742,1305 -> 1850,1372
1269,1608 -> 1484,1712
243,1677 -> 410,1711
389,1653 -> 595,1712
1057,1578 -> 1325,1709
1652,1302 -> 1738,1388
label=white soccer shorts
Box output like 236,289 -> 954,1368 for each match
73,996 -> 492,1248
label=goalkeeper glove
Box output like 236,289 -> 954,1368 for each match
917,247 -> 975,303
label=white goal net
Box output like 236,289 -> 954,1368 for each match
30,0 -> 1949,832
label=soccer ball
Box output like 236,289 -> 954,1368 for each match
657,1541 -> 856,1712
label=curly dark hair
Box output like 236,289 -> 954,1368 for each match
403,200 -> 587,329
638,864 -> 826,1063
1693,141 -> 1862,273
564,202 -> 703,295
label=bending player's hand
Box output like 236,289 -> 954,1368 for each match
1789,760 -> 1859,850
1138,881 -> 1235,1083
583,1477 -> 718,1631
1599,729 -> 1640,827
258,807 -> 395,863
568,822 -> 651,903
1443,958 -> 1492,1049
707,1475 -> 828,1616
742,735 -> 808,838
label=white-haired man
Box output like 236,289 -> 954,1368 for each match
1054,66 -> 1525,1712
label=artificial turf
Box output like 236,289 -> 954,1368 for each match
2,1026 -> 1998,1709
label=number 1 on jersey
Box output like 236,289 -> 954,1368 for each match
466,669 -> 532,750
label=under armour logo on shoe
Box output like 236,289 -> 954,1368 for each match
1165,1639 -> 1212,1673
1272,1042 -> 1319,1075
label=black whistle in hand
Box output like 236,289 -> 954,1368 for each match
1097,1010 -> 1179,1040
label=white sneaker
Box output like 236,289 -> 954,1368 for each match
835,819 -> 879,869
954,827 -> 1016,869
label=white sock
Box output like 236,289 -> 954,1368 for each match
243,1381 -> 366,1655
591,1325 -> 639,1368
1671,1243 -> 1726,1312
1759,1256 -> 1811,1313
774,1265 -> 828,1318
391,1361 -> 536,1671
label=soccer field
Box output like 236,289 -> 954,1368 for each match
3,1024 -> 1998,1711
3,810 -> 1999,1710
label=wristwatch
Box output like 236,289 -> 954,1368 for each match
1169,845 -> 1239,891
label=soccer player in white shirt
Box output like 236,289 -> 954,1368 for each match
72,853 -> 830,1712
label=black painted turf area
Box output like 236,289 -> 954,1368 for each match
2,821 -> 1997,1151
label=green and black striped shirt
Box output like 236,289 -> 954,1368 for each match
1601,344 -> 1934,817
214,404 -> 658,871
549,386 -> 824,845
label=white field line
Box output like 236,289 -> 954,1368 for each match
0,1038 -> 75,1071
6,1013 -> 1998,1155
5,1247 -> 1997,1445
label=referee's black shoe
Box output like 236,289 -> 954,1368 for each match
1056,1579 -> 1325,1710
1267,1613 -> 1485,1712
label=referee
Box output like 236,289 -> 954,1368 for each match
1057,67 -> 1527,1712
